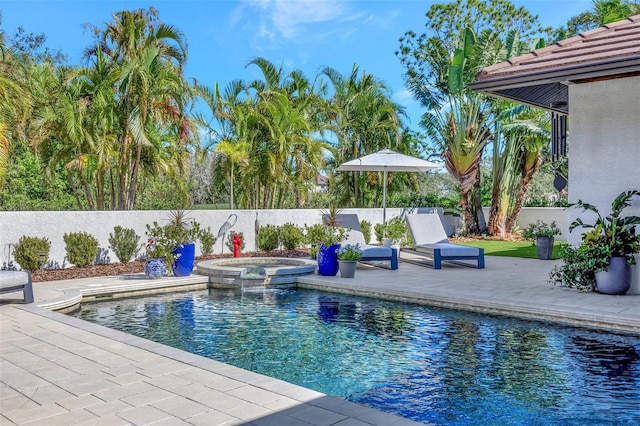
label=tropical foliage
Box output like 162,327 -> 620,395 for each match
397,0 -> 553,235
555,0 -> 640,38
2,0 -> 636,232
1,8 -> 194,210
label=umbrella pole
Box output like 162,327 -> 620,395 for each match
383,169 -> 387,226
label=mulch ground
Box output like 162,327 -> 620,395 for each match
31,250 -> 311,282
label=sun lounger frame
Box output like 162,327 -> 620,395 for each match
0,271 -> 34,303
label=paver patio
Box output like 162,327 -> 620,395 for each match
1,255 -> 638,425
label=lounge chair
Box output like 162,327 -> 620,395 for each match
405,213 -> 484,269
414,207 -> 455,236
0,271 -> 34,303
328,214 -> 399,270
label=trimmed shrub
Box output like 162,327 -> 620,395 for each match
108,226 -> 140,263
63,232 -> 99,267
374,223 -> 384,244
199,226 -> 217,255
304,223 -> 325,246
360,220 -> 372,244
279,223 -> 304,250
14,236 -> 50,271
257,225 -> 279,251
374,217 -> 411,245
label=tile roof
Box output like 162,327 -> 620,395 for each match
469,14 -> 640,114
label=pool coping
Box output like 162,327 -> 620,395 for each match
28,261 -> 640,335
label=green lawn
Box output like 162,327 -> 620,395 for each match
192,203 -> 230,210
456,240 -> 564,259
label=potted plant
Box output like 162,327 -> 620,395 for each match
524,220 -> 561,260
337,243 -> 363,278
316,225 -> 349,276
554,190 -> 640,295
145,211 -> 201,278
143,230 -> 176,279
163,210 -> 201,276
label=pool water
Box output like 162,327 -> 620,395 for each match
72,289 -> 640,425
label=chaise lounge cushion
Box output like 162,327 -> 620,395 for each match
405,213 -> 484,268
422,242 -> 481,257
0,271 -> 32,288
325,213 -> 398,269
0,270 -> 34,303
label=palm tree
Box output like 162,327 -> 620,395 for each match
487,104 -> 549,236
0,42 -> 27,190
320,65 -> 405,208
246,58 -> 328,208
418,29 -> 493,234
214,140 -> 249,209
96,7 -> 191,209
397,1 -> 547,235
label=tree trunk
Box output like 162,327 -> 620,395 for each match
460,189 -> 477,235
506,153 -> 542,232
473,176 -> 487,234
487,182 -> 506,237
445,150 -> 482,235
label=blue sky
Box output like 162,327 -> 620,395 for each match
1,0 -> 593,130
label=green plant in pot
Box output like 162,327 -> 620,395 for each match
552,190 -> 640,294
337,243 -> 363,278
165,210 -> 201,276
145,211 -> 202,277
337,243 -> 363,261
144,223 -> 177,278
317,205 -> 350,276
524,220 -> 561,260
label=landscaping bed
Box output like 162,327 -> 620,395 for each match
30,250 -> 310,282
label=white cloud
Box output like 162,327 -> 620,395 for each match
394,89 -> 415,107
240,0 -> 363,42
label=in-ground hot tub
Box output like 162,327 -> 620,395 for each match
197,257 -> 317,288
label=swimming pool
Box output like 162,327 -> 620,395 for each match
72,288 -> 640,425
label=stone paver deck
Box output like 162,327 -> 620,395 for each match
1,255 -> 638,425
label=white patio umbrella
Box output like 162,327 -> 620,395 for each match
338,148 -> 439,223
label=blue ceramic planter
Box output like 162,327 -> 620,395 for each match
317,243 -> 340,276
172,243 -> 196,277
145,257 -> 166,279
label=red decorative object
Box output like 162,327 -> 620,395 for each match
233,233 -> 243,258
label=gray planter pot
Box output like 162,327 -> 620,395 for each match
536,236 -> 555,260
595,256 -> 632,295
338,260 -> 357,278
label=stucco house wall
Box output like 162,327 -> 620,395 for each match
569,75 -> 640,292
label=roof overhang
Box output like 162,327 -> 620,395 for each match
468,15 -> 640,115
469,57 -> 640,114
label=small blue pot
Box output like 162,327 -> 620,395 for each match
145,257 -> 166,279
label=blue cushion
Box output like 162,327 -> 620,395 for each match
361,245 -> 393,258
422,243 -> 480,257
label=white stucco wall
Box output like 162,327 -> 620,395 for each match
489,207 -> 568,240
0,207 -> 567,269
569,75 -> 640,293
0,208 -> 397,268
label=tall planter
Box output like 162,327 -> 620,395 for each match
317,244 -> 340,276
536,236 -> 555,260
595,256 -> 632,295
172,243 -> 196,277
